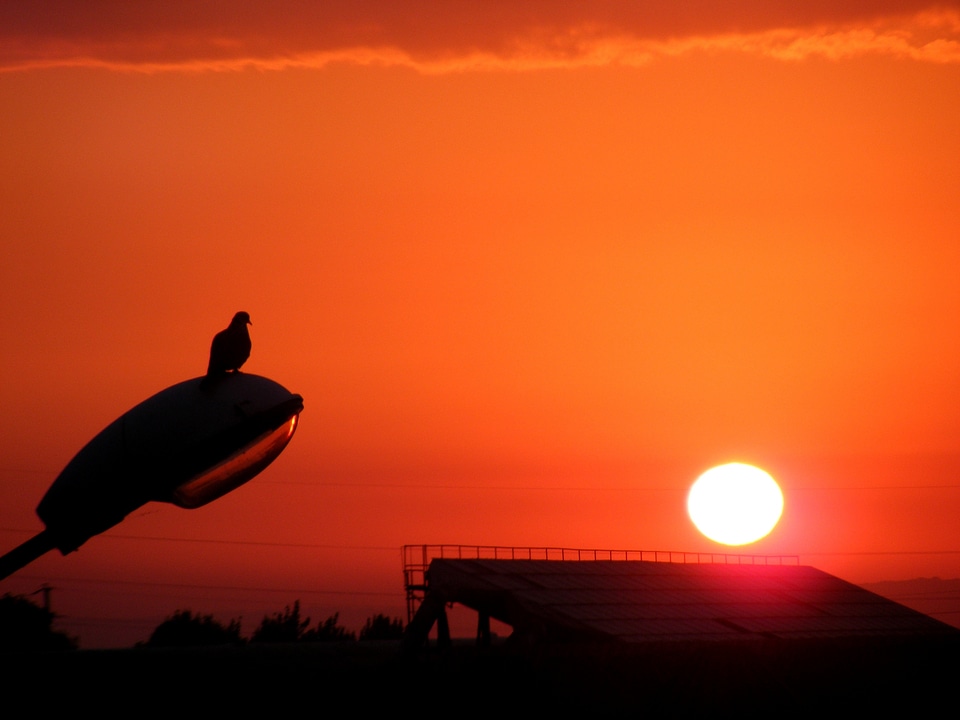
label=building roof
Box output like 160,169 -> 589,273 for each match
410,556 -> 956,644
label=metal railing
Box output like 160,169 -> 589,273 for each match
402,544 -> 800,622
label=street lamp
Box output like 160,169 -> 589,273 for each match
0,374 -> 303,580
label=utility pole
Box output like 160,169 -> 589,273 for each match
30,582 -> 52,613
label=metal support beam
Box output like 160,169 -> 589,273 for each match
477,611 -> 491,647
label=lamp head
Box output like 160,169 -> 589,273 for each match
36,374 -> 302,554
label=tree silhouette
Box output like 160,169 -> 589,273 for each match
302,612 -> 356,642
144,601 -> 360,645
0,592 -> 77,651
145,609 -> 243,647
358,613 -> 404,641
251,600 -> 311,643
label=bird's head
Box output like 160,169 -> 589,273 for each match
232,311 -> 252,326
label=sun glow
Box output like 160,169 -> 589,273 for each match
687,463 -> 784,546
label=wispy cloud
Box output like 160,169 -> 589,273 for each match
3,1 -> 959,73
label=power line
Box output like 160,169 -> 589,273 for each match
801,550 -> 960,557
3,526 -> 960,556
105,533 -> 397,551
256,479 -> 960,491
0,527 -> 397,551
10,573 -> 401,597
3,465 -> 959,492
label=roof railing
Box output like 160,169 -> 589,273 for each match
402,544 -> 800,622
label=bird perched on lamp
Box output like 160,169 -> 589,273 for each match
206,311 -> 252,377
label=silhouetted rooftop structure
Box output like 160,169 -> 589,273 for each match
402,545 -> 957,649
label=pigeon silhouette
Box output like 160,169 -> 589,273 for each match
206,311 -> 252,377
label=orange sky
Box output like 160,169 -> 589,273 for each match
2,2 -> 959,647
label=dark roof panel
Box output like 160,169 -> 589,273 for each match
418,558 -> 957,643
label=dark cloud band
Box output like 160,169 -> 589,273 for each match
2,1 -> 958,71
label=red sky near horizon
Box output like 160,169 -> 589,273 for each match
2,2 -> 959,647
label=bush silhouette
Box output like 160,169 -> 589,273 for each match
302,612 -> 356,642
251,600 -> 311,643
143,601 -> 399,646
251,601 -> 358,642
145,609 -> 243,647
0,593 -> 77,651
358,613 -> 404,641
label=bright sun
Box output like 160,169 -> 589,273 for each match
687,463 -> 784,546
